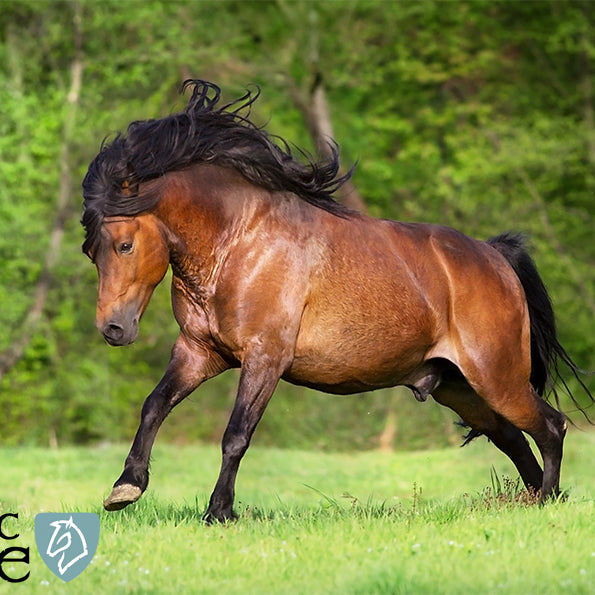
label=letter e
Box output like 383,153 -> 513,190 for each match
0,547 -> 30,583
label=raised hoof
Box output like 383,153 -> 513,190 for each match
103,484 -> 143,511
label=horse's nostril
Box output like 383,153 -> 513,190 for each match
104,322 -> 124,342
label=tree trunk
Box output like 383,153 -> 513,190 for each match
288,74 -> 368,214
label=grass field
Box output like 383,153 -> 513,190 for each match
0,430 -> 593,594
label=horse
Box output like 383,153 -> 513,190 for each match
46,518 -> 89,576
82,80 -> 593,523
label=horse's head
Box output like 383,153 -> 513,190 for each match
46,517 -> 88,575
89,215 -> 169,346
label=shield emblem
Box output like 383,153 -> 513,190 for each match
35,513 -> 100,582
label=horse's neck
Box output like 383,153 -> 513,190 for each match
157,166 -> 270,283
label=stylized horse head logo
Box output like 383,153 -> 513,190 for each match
35,513 -> 100,582
46,517 -> 89,575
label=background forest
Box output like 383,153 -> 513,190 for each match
0,0 -> 593,449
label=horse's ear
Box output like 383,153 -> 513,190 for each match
121,180 -> 134,196
122,162 -> 139,196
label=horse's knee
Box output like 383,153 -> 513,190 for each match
221,430 -> 250,459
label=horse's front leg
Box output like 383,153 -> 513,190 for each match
104,336 -> 227,511
203,355 -> 284,523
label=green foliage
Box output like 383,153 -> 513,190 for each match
0,0 -> 593,447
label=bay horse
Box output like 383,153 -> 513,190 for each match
82,80 -> 593,523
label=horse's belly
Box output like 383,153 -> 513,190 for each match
282,222 -> 444,393
286,330 -> 432,395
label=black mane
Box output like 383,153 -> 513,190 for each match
82,80 -> 353,256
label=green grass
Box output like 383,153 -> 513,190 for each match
1,430 -> 594,594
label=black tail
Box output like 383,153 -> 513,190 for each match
487,232 -> 594,422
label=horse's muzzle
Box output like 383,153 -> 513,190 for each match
100,319 -> 139,346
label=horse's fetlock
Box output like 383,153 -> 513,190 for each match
118,465 -> 149,491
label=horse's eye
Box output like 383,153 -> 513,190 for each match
118,242 -> 133,254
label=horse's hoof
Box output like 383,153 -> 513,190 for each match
103,484 -> 142,511
202,508 -> 237,525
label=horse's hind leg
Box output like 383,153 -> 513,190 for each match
433,382 -> 543,493
487,386 -> 566,500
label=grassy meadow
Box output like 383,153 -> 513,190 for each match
0,430 -> 593,594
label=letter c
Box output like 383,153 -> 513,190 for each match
0,514 -> 18,540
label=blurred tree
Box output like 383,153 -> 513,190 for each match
0,0 -> 592,448
0,1 -> 83,383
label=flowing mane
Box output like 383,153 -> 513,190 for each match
82,80 -> 352,256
